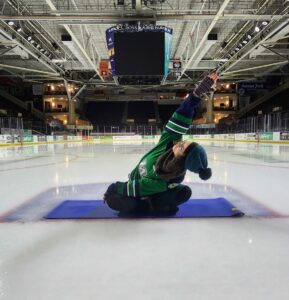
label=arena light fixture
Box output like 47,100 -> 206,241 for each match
262,21 -> 268,26
8,21 -> 14,26
247,34 -> 252,40
36,44 -> 41,48
242,40 -> 248,44
27,36 -> 32,41
16,27 -> 22,32
255,26 -> 260,32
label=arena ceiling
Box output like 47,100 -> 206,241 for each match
1,0 -> 289,92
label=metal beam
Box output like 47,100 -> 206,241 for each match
0,23 -> 59,74
260,45 -> 289,60
64,79 -> 72,101
219,21 -> 289,74
113,76 -> 119,86
0,45 -> 16,56
44,0 -> 104,81
177,0 -> 231,80
1,13 -> 289,22
71,84 -> 86,101
160,75 -> 168,86
222,61 -> 288,75
135,0 -> 142,13
0,63 -> 61,75
216,2 -> 289,73
69,0 -> 101,67
3,0 -> 67,73
71,73 -> 98,100
261,35 -> 289,44
1,0 -> 7,14
179,0 -> 207,60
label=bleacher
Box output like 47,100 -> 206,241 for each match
0,96 -> 29,118
85,102 -> 125,125
127,101 -> 155,124
0,91 -> 50,134
158,104 -> 179,125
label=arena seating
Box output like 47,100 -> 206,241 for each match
127,101 -> 155,124
158,104 -> 179,124
85,102 -> 125,125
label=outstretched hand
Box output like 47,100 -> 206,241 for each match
193,72 -> 219,98
208,73 -> 219,81
208,73 -> 219,92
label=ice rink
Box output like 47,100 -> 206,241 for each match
0,140 -> 289,300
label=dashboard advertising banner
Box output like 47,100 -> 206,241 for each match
280,131 -> 289,141
257,132 -> 273,141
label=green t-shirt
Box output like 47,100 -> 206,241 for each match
116,111 -> 193,197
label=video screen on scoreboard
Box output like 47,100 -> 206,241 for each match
114,31 -> 165,75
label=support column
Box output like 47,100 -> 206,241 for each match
206,92 -> 214,123
68,100 -> 76,125
64,79 -> 76,125
153,101 -> 161,124
121,101 -> 128,125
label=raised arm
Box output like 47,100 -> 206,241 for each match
162,73 -> 219,138
115,73 -> 219,198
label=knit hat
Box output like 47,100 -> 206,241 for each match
184,143 -> 212,180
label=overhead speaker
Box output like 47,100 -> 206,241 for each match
208,33 -> 218,41
61,35 -> 72,42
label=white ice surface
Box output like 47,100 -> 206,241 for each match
0,141 -> 289,300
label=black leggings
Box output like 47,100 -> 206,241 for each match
104,183 -> 192,215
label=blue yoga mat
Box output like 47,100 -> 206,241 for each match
44,198 -> 244,219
